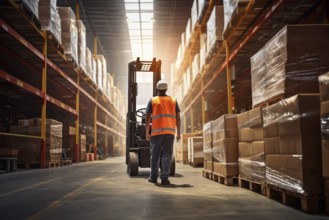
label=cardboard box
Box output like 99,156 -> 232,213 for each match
250,141 -> 264,162
239,128 -> 252,142
212,138 -> 238,163
188,137 -> 204,163
206,160 -> 213,171
237,111 -> 249,128
213,162 -> 238,176
263,122 -> 279,138
212,114 -> 238,140
279,133 -> 321,155
278,116 -> 321,136
323,139 -> 329,178
264,137 -> 280,154
248,107 -> 263,127
266,154 -> 323,194
238,142 -> 251,158
251,127 -> 264,141
238,157 -> 265,181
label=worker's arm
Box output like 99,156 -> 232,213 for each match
176,112 -> 181,141
145,113 -> 151,141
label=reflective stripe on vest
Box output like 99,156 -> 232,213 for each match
151,96 -> 176,136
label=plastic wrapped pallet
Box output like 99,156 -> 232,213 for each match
251,24 -> 329,107
212,114 -> 239,176
203,121 -> 213,163
8,119 -> 62,165
23,0 -> 39,18
263,94 -> 322,195
76,20 -> 86,72
57,7 -> 78,64
198,0 -> 206,21
188,137 -> 204,167
223,0 -> 249,33
85,47 -> 93,79
206,6 -> 224,56
237,107 -> 265,181
38,0 -> 61,44
91,56 -> 97,85
94,55 -> 107,93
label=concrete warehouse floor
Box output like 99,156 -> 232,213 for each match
0,157 -> 328,220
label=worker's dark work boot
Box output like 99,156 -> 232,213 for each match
161,179 -> 170,185
148,177 -> 157,184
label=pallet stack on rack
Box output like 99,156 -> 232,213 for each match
263,94 -> 323,213
319,72 -> 329,214
0,0 -> 127,168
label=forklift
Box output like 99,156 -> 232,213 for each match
126,57 -> 176,176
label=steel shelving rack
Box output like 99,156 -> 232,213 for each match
0,0 -> 126,167
174,0 -> 327,134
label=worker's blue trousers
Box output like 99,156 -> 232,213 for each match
150,134 -> 174,181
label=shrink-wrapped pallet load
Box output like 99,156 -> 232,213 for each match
263,94 -> 322,195
76,20 -> 86,72
237,107 -> 265,182
58,7 -> 78,64
23,0 -> 39,18
251,25 -> 329,107
206,5 -> 224,57
212,114 -> 239,177
39,0 -> 61,44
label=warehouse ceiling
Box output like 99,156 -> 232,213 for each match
56,0 -> 194,96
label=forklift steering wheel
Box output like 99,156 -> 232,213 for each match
136,108 -> 147,118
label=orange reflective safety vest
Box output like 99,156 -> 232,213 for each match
151,96 -> 177,136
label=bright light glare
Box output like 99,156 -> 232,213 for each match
124,1 -> 154,62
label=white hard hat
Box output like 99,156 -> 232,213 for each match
156,80 -> 168,90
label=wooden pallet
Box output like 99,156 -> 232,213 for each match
202,169 -> 213,180
24,160 -> 61,169
60,159 -> 72,166
189,160 -> 204,168
266,184 -> 324,214
254,94 -> 284,108
238,176 -> 265,195
213,172 -> 238,186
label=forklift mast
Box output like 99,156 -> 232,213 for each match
126,58 -> 161,165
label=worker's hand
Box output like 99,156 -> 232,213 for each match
176,134 -> 181,142
146,134 -> 151,141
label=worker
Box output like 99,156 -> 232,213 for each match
145,79 -> 181,185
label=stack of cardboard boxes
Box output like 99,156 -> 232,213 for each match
175,133 -> 201,164
39,0 -> 61,44
8,119 -> 63,166
212,114 -> 239,177
319,72 -> 329,214
237,107 -> 265,182
251,25 -> 329,107
263,94 -> 323,195
188,136 -> 204,167
58,7 -> 78,64
206,5 -> 224,58
203,121 -> 213,172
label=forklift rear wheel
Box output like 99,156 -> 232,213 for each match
128,152 -> 139,176
170,155 -> 176,176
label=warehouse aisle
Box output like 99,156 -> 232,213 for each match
0,158 -> 327,220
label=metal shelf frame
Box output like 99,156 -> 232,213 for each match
0,0 -> 126,166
